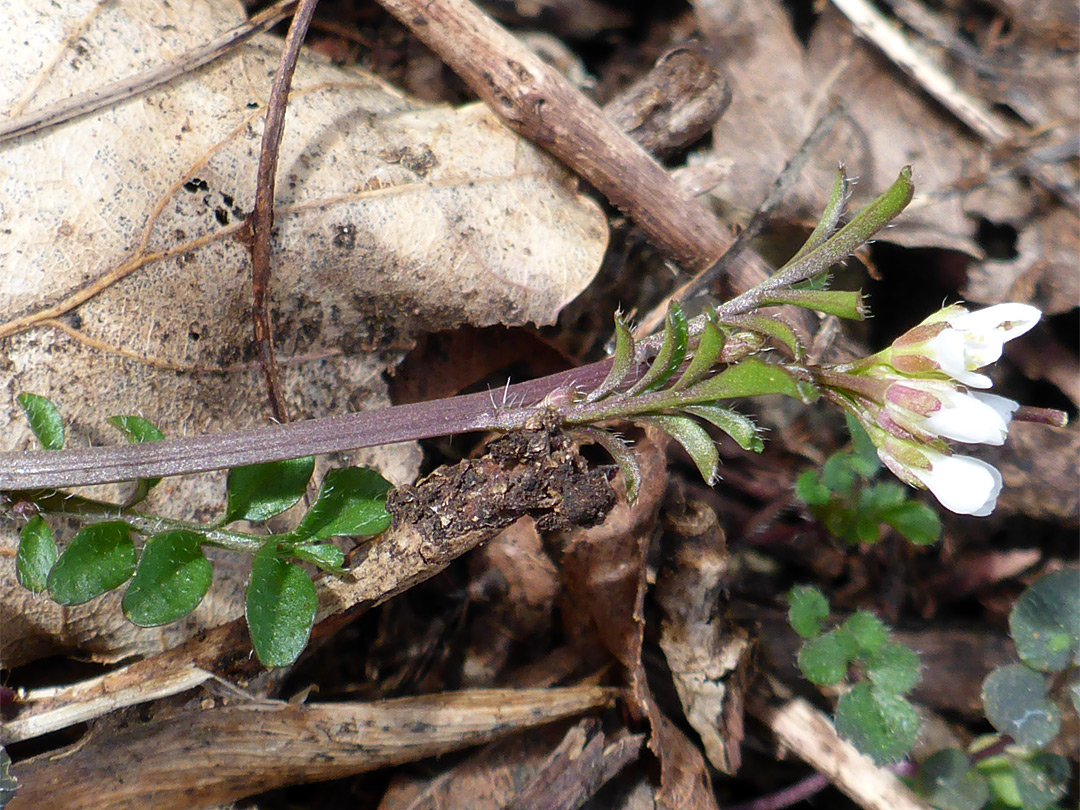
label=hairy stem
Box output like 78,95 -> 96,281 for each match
7,490 -> 268,553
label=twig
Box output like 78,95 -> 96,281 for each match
0,0 -> 299,143
829,0 -> 1078,210
9,687 -> 614,810
749,690 -> 932,810
248,0 -> 319,423
373,0 -> 731,272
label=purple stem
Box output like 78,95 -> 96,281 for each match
724,773 -> 830,810
0,362 -> 611,490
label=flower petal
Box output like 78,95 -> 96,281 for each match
922,390 -> 1017,445
910,451 -> 1002,516
946,303 -> 1041,341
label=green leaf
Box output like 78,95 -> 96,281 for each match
291,467 -> 393,541
855,509 -> 883,545
1009,569 -> 1080,672
588,312 -> 637,402
628,302 -> 688,394
671,315 -> 725,391
288,542 -> 346,572
842,611 -> 891,656
123,531 -> 212,626
685,356 -> 802,403
640,414 -> 719,486
915,748 -> 989,810
774,167 -> 914,288
798,631 -> 851,686
1013,753 -> 1069,810
787,585 -> 830,639
246,542 -> 318,667
106,414 -> 164,444
981,664 -> 1061,748
795,470 -> 831,507
866,642 -> 921,695
846,413 -> 882,476
722,314 -> 803,358
683,404 -> 763,452
16,516 -> 58,593
822,454 -> 857,497
108,414 -> 166,502
835,683 -> 920,765
881,501 -> 942,546
762,289 -> 867,320
16,392 -> 64,450
47,522 -> 136,605
976,754 -> 1022,808
224,456 -> 315,524
859,482 -> 908,512
786,167 -> 849,267
573,427 -> 641,501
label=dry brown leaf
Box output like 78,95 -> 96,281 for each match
560,434 -> 719,810
655,499 -> 751,775
462,518 -> 560,686
697,0 -> 1077,267
0,0 -> 606,665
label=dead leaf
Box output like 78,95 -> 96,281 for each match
697,0 -> 1077,271
0,0 -> 606,665
462,518 -> 561,686
559,433 -> 720,809
655,499 -> 752,774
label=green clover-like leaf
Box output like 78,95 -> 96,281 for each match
798,630 -> 852,686
47,522 -> 135,605
914,748 -> 988,810
1009,568 -> 1079,673
835,682 -> 920,765
288,542 -> 346,572
16,515 -> 58,593
290,466 -> 393,541
123,531 -> 212,626
981,664 -> 1061,748
1013,752 -> 1069,810
224,456 -> 315,524
787,585 -> 830,639
107,414 -> 166,503
16,392 -> 64,450
881,501 -> 942,546
795,470 -> 831,507
866,642 -> 921,695
245,542 -> 318,667
841,611 -> 891,656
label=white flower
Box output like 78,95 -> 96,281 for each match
920,303 -> 1041,388
903,449 -> 1003,517
885,382 -> 1019,446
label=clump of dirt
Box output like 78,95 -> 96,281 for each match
387,426 -> 615,537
